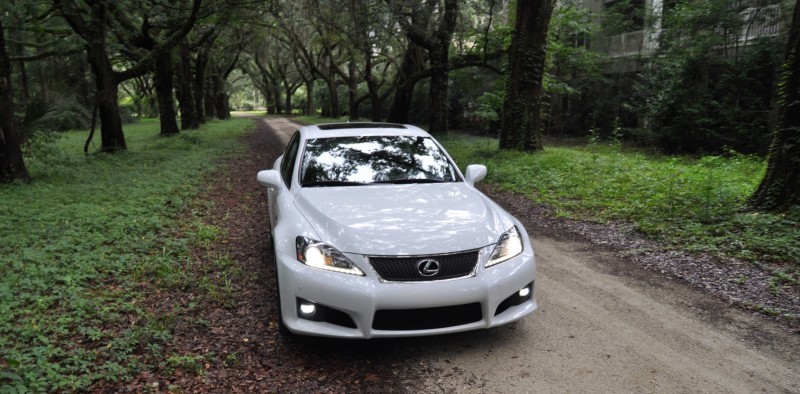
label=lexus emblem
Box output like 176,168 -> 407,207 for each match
417,259 -> 440,277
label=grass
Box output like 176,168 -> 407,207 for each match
0,118 -> 254,391
438,135 -> 799,267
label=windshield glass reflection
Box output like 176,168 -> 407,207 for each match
300,136 -> 459,186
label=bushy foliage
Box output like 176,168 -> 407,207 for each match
118,104 -> 139,124
601,0 -> 645,34
17,97 -> 60,162
449,66 -> 504,132
457,0 -> 604,136
313,84 -> 349,118
543,0 -> 606,136
547,0 -> 603,84
634,0 -> 782,154
39,94 -> 93,131
473,91 -> 503,134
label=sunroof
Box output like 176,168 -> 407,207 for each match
317,122 -> 407,130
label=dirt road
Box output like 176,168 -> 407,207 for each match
259,117 -> 800,393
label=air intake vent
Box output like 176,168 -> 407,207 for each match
372,303 -> 482,330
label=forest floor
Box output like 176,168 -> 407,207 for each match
109,117 -> 799,392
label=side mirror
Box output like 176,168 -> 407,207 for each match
464,164 -> 487,186
256,170 -> 283,189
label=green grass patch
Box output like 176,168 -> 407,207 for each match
439,135 -> 800,265
0,118 -> 254,391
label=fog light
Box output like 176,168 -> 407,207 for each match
518,286 -> 531,298
299,303 -> 316,316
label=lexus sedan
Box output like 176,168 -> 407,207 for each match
257,122 -> 536,338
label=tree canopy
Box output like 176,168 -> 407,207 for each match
0,0 -> 797,211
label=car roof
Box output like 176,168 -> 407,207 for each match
297,122 -> 431,139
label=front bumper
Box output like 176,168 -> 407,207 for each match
275,245 -> 537,338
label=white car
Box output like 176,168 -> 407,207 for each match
257,123 -> 536,338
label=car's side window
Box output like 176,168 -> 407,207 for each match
280,131 -> 301,188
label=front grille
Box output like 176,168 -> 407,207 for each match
372,303 -> 483,330
368,250 -> 480,281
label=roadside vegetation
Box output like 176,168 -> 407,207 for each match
440,134 -> 799,273
0,118 -> 252,391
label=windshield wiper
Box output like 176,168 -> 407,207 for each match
371,179 -> 450,184
303,180 -> 368,187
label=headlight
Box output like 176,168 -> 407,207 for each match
295,236 -> 365,276
486,226 -> 523,267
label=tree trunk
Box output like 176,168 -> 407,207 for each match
57,0 -> 198,150
215,93 -> 229,119
74,53 -> 91,107
154,49 -> 179,136
428,44 -> 450,134
194,52 -> 207,124
499,0 -> 556,152
89,52 -> 127,152
347,82 -> 358,121
397,0 -> 457,134
212,75 -> 230,120
428,0 -> 459,133
0,21 -> 30,183
18,61 -> 29,104
347,61 -> 359,121
749,0 -> 800,211
15,41 -> 29,105
10,28 -> 30,106
387,42 -> 425,123
305,79 -> 314,116
273,82 -> 282,115
325,76 -> 339,118
285,87 -> 292,115
38,65 -> 48,100
56,0 -> 128,152
177,41 -> 199,130
204,77 -> 216,119
266,88 -> 276,114
368,85 -> 381,121
365,54 -> 381,121
147,95 -> 158,118
251,60 -> 272,114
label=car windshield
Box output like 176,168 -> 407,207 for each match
300,136 -> 459,186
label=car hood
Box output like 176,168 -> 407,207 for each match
294,183 -> 509,255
